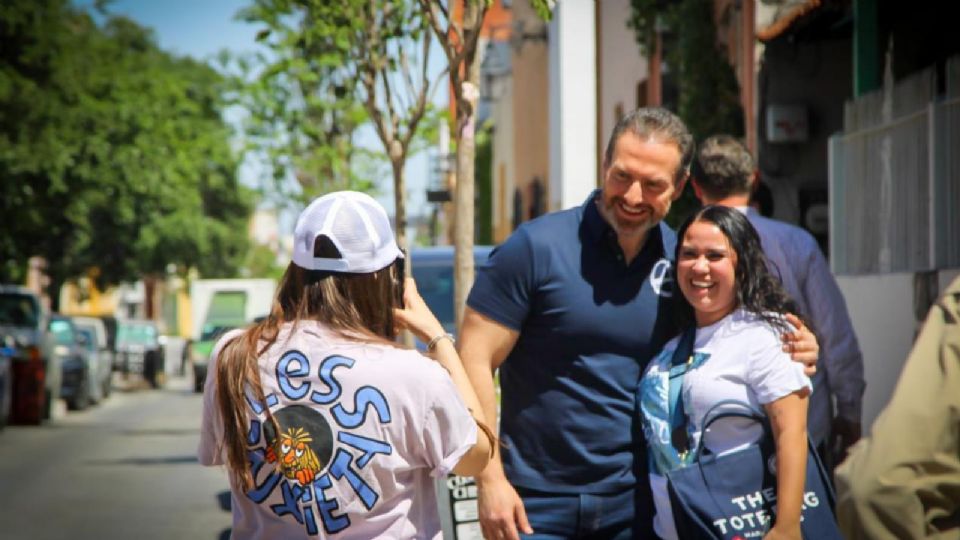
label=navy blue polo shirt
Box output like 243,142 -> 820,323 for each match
467,190 -> 679,494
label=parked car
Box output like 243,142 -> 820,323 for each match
410,245 -> 495,340
0,337 -> 12,430
116,319 -> 165,388
190,323 -> 238,393
72,316 -> 113,402
0,285 -> 59,423
49,315 -> 93,410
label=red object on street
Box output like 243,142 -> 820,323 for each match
10,346 -> 46,425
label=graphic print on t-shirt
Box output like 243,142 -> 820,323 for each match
640,348 -> 711,474
650,258 -> 675,298
263,405 -> 334,485
244,349 -> 395,537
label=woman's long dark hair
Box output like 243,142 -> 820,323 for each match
674,205 -> 805,334
215,236 -> 403,491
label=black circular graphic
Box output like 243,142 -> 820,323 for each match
263,405 -> 335,484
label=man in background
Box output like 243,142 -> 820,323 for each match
691,134 -> 864,468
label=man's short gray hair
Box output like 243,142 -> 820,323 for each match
603,107 -> 694,182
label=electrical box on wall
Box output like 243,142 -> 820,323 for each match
766,104 -> 808,143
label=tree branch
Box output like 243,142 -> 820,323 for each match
362,61 -> 392,150
375,63 -> 403,159
421,25 -> 432,93
399,44 -> 418,110
418,0 -> 454,62
400,42 -> 430,151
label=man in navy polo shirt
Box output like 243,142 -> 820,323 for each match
460,108 -> 819,540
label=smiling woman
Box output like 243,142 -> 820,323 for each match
638,205 -> 825,540
676,220 -> 738,328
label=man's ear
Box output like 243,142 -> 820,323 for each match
690,176 -> 703,200
674,173 -> 691,201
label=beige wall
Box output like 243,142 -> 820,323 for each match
836,268 -> 960,432
509,0 -> 550,231
491,77 -> 515,243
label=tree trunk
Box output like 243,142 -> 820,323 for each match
391,154 -> 408,258
144,275 -> 157,320
452,3 -> 483,334
391,153 -> 414,347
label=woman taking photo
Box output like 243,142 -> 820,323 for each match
639,205 -> 812,540
198,191 -> 492,539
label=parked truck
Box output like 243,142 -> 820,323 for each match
187,279 -> 276,392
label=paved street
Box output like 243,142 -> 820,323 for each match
0,374 -> 231,540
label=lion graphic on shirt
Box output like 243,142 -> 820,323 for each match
266,426 -> 324,484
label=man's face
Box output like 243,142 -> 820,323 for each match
599,133 -> 685,239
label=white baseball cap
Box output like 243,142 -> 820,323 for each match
291,191 -> 403,273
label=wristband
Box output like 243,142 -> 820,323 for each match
426,332 -> 455,351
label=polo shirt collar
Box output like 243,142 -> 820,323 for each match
581,189 -> 671,262
582,189 -> 611,244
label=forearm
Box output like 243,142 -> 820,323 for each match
458,308 -> 519,484
462,350 -> 507,483
432,338 -> 492,472
774,423 -> 807,529
766,393 -> 809,533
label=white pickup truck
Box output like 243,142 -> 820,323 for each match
188,279 -> 276,392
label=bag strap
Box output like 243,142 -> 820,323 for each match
667,327 -> 697,455
689,398 -> 840,512
699,399 -> 767,429
693,400 -> 771,457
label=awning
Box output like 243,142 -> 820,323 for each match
756,0 -> 824,42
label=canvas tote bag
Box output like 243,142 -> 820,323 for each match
665,400 -> 844,540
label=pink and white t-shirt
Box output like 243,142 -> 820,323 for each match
198,322 -> 477,539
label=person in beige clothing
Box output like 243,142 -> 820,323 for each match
834,275 -> 960,539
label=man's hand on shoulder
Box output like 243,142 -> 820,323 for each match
783,313 -> 819,377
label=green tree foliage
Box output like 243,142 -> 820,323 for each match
670,0 -> 744,141
628,0 -> 744,141
243,243 -> 285,281
236,0 -> 445,253
231,1 -> 373,203
529,0 -> 555,21
0,0 -> 253,296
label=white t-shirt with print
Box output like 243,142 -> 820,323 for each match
639,308 -> 812,540
197,322 -> 477,539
